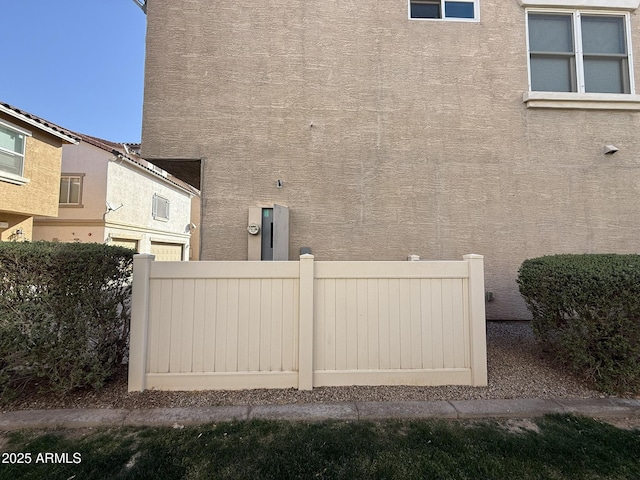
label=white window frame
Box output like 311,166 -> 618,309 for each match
152,193 -> 170,221
0,118 -> 31,185
59,173 -> 84,207
408,0 -> 480,22
524,8 -> 640,110
518,0 -> 639,10
526,9 -> 634,94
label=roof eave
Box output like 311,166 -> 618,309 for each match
0,104 -> 79,144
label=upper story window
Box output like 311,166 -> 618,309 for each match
59,174 -> 84,206
527,11 -> 633,94
410,1 -> 479,21
152,193 -> 170,221
0,119 -> 30,183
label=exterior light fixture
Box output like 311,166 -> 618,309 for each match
604,145 -> 619,155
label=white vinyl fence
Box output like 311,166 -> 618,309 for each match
128,254 -> 487,392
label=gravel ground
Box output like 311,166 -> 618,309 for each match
1,322 -> 607,412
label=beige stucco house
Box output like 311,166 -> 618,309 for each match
33,134 -> 199,261
0,102 -> 78,242
139,0 -> 640,318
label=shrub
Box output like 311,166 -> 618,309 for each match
517,254 -> 640,394
0,241 -> 134,401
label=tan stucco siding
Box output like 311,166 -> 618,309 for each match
0,115 -> 62,219
141,1 -> 640,318
0,214 -> 32,242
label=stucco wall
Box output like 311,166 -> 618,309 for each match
58,142 -> 109,220
0,214 -> 32,242
105,158 -> 192,254
0,113 -> 62,221
106,160 -> 191,234
141,0 -> 640,318
189,194 -> 201,260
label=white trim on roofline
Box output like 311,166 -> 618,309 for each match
107,150 -> 195,197
0,104 -> 78,144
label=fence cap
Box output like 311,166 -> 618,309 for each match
463,254 -> 484,259
133,253 -> 156,260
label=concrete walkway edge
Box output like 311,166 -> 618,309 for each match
0,398 -> 639,431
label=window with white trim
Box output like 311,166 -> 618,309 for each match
527,10 -> 633,94
152,193 -> 170,221
59,174 -> 84,206
0,120 -> 29,180
410,0 -> 479,21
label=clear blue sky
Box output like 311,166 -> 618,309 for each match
1,1 -> 146,143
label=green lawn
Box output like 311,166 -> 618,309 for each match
1,415 -> 639,479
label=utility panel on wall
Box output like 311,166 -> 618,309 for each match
248,204 -> 289,261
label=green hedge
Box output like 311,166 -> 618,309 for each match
0,241 -> 134,401
517,254 -> 640,394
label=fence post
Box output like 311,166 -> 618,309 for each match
464,254 -> 488,386
298,254 -> 315,390
128,254 -> 155,392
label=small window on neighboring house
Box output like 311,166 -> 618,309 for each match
59,174 -> 84,206
410,0 -> 478,20
528,11 -> 633,94
0,120 -> 30,182
152,194 -> 170,221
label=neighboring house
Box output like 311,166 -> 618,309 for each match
138,0 -> 640,318
33,133 -> 199,261
0,102 -> 78,242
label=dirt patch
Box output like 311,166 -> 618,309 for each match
598,416 -> 640,431
500,419 -> 541,435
